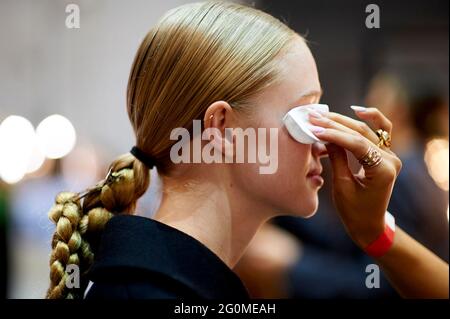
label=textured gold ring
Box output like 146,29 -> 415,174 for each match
376,129 -> 392,148
358,146 -> 383,168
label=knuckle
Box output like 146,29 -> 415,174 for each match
358,122 -> 371,133
386,120 -> 393,130
327,112 -> 338,120
392,156 -> 402,173
382,164 -> 397,180
354,135 -> 366,145
323,118 -> 333,126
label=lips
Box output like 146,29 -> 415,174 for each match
307,167 -> 323,177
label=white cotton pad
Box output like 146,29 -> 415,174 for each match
282,104 -> 329,144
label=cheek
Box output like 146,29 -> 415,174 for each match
231,127 -> 319,217
269,133 -> 320,217
274,129 -> 317,201
278,126 -> 311,174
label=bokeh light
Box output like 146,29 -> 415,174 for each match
0,115 -> 36,184
424,138 -> 449,191
36,114 -> 76,159
26,135 -> 46,174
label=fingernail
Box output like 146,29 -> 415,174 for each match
310,126 -> 325,134
309,110 -> 323,118
316,109 -> 329,115
350,105 -> 367,112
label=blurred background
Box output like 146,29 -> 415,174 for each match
0,0 -> 448,298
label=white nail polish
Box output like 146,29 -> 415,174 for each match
310,126 -> 325,134
350,105 -> 367,112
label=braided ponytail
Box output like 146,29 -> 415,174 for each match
46,153 -> 150,299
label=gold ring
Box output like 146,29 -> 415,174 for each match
358,146 -> 383,168
376,129 -> 392,148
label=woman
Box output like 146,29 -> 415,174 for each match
46,1 -> 448,299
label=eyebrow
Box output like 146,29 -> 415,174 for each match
294,88 -> 323,104
296,88 -> 323,101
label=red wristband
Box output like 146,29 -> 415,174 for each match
364,211 -> 396,258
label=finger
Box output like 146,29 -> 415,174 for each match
325,143 -> 352,180
315,126 -> 401,181
350,106 -> 393,135
309,112 -> 386,155
310,114 -> 391,158
311,127 -> 371,158
309,111 -> 360,138
325,112 -> 379,145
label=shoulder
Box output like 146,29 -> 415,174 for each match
86,215 -> 249,299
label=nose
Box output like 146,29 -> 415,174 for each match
312,142 -> 328,158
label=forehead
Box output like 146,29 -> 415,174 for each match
251,37 -> 321,112
275,38 -> 321,104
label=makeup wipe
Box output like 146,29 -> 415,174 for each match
283,103 -> 329,144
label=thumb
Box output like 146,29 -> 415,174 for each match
325,143 -> 352,180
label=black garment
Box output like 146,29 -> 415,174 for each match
85,215 -> 249,299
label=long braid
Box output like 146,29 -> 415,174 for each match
46,153 -> 150,299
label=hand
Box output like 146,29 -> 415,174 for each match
309,107 -> 402,248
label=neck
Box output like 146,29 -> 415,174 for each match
153,166 -> 271,269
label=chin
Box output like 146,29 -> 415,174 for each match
302,205 -> 319,218
297,192 -> 319,218
288,193 -> 319,219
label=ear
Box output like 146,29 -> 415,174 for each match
203,101 -> 235,159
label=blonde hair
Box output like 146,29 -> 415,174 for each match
46,0 -> 298,299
